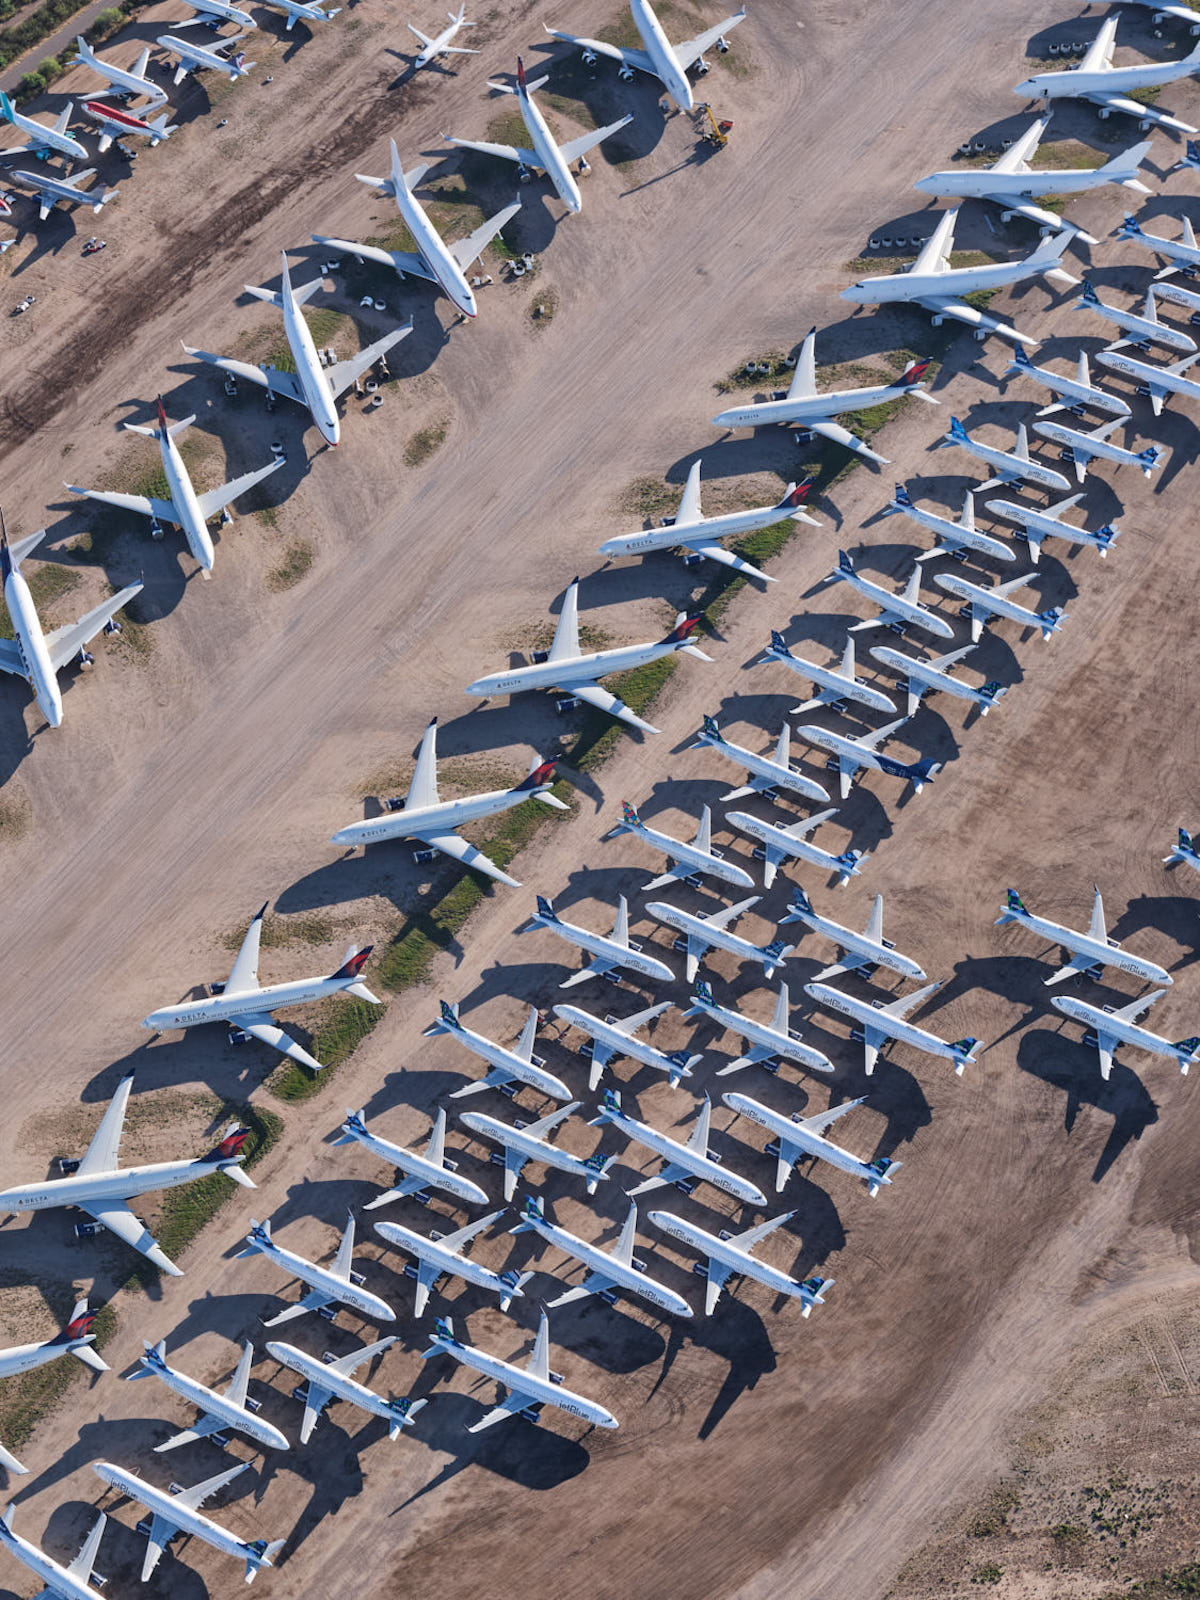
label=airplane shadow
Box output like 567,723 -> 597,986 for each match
1015,1026 -> 1159,1182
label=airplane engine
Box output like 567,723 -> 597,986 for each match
581,48 -> 596,64
618,64 -> 634,79
695,55 -> 709,74
716,35 -> 730,51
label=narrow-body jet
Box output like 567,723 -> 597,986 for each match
829,551 -> 955,640
606,800 -> 754,891
373,1211 -> 530,1315
333,1105 -> 489,1208
985,494 -> 1118,563
933,568 -> 1066,641
236,1214 -> 396,1325
127,1339 -> 289,1453
761,630 -> 898,714
1051,989 -> 1200,1078
520,894 -> 675,987
1005,346 -> 1130,418
426,999 -> 572,1102
512,1196 -> 692,1316
869,642 -> 1007,716
458,1103 -> 612,1200
644,894 -> 792,982
590,1087 -> 768,1203
266,1338 -> 424,1442
781,889 -> 927,981
648,1208 -> 830,1316
722,1092 -> 900,1196
804,978 -> 979,1074
691,714 -> 831,802
684,979 -> 834,1077
883,485 -> 1015,565
794,716 -> 939,800
997,886 -> 1172,987
725,807 -> 867,890
92,1461 -> 281,1584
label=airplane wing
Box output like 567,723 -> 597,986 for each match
140,1514 -> 176,1581
157,1409 -> 240,1451
78,1201 -> 181,1277
1088,886 -> 1108,944
910,207 -> 958,276
437,1209 -> 501,1254
263,1286 -> 336,1326
860,1025 -> 885,1075
76,1075 -> 133,1176
611,1000 -> 673,1037
411,830 -> 520,888
557,113 -> 635,168
565,680 -> 659,735
548,1277 -> 607,1307
225,907 -> 265,993
225,1339 -> 253,1408
1080,15 -> 1118,74
674,459 -> 703,525
836,753 -> 858,801
236,1016 -> 324,1072
548,580 -> 581,661
68,485 -> 179,525
674,537 -> 774,582
195,456 -> 285,523
367,1172 -> 434,1206
469,1388 -> 537,1431
323,1333 -> 396,1379
327,321 -> 413,400
684,933 -> 711,982
814,948 -> 872,980
671,5 -> 746,70
990,115 -> 1047,174
65,1512 -> 107,1584
441,135 -> 540,169
559,952 -> 616,987
525,1311 -> 551,1381
865,894 -> 884,945
703,1257 -> 733,1315
704,895 -> 758,932
174,1461 -> 248,1510
413,1260 -> 440,1317
331,1214 -> 356,1280
733,1211 -> 793,1251
807,418 -> 889,466
1093,1029 -> 1118,1081
881,979 -> 943,1019
406,720 -> 440,809
312,235 -> 435,282
448,199 -> 522,272
300,1381 -> 335,1442
801,1097 -> 864,1135
544,27 -> 656,75
1113,990 -> 1166,1024
1047,951 -> 1103,985
182,346 -> 307,403
43,579 -> 145,674
628,1161 -> 685,1194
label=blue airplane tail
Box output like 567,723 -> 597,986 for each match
996,888 -> 1027,924
1078,278 -> 1100,306
889,483 -> 913,509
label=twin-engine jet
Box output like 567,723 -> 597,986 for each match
458,1103 -> 612,1199
761,630 -> 898,715
1004,346 -> 1130,418
426,999 -> 572,1101
157,31 -> 255,83
128,1339 -> 290,1453
884,485 -> 1015,566
1052,990 -> 1200,1078
722,1092 -> 900,1197
648,1209 -> 830,1316
237,1214 -> 396,1325
408,3 -> 478,69
8,164 -> 116,221
692,714 -> 831,802
645,895 -> 792,982
334,1105 -> 489,1208
804,979 -> 980,1075
0,1302 -> 106,1473
937,417 -> 1071,493
92,1461 -> 282,1584
71,36 -> 169,102
267,1338 -> 424,1442
985,494 -> 1118,563
829,551 -> 954,640
0,91 -> 88,162
932,569 -> 1066,642
1078,279 -> 1197,352
726,805 -> 868,889
1116,211 -> 1200,277
511,1196 -> 692,1317
608,801 -> 755,891
0,1506 -> 108,1600
373,1211 -> 530,1315
1095,345 -> 1200,417
546,0 -> 746,112
521,894 -> 675,987
794,716 -> 939,800
590,1087 -> 768,1204
869,643 -> 1007,717
782,889 -> 927,982
553,999 -> 699,1089
82,100 -> 177,153
996,885 -> 1172,987
685,979 -> 834,1077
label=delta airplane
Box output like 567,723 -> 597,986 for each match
423,1309 -> 619,1432
0,521 -> 142,728
936,417 -> 1071,493
0,1507 -> 108,1600
552,999 -> 700,1090
445,57 -> 633,214
691,714 -> 832,802
180,0 -> 257,26
92,1461 -> 282,1584
69,396 -> 284,574
545,0 -> 747,112
606,800 -> 755,891
156,31 -> 255,83
794,716 -> 939,800
9,165 -> 116,220
266,1338 -> 425,1443
408,3 -> 477,68
782,889 -> 928,982
828,551 -> 955,640
0,1302 -> 105,1473
1095,346 -> 1200,416
334,1105 -> 490,1209
426,999 -> 572,1102
0,92 -> 88,162
458,1103 -> 613,1200
996,886 -> 1172,987
1032,415 -> 1161,482
933,568 -> 1066,642
511,1195 -> 692,1317
1077,279 -> 1197,352
761,630 -> 899,715
1015,16 -> 1200,132
883,486 -> 1016,565
644,895 -> 792,982
804,978 -> 979,1075
590,1087 -> 769,1203
1116,212 -> 1200,277
1164,826 -> 1200,875
128,1339 -> 290,1453
869,642 -> 1008,717
185,255 -> 411,446
258,0 -> 341,28
1004,346 -> 1130,419
71,36 -> 169,102
722,1092 -> 900,1197
520,894 -> 676,987
985,494 -> 1119,563
598,464 -> 819,582
330,718 -> 566,883
237,1214 -> 396,1325
314,140 -> 519,319
1051,989 -> 1200,1078
465,580 -> 710,734
373,1211 -> 530,1316
725,807 -> 868,890
684,980 -> 835,1077
0,1075 -> 252,1276
647,1208 -> 830,1317
142,903 -> 380,1072
81,100 -> 176,152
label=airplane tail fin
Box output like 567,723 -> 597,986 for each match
887,483 -> 914,513
1174,825 -> 1200,861
1004,346 -> 1034,376
835,847 -> 865,883
587,1087 -> 622,1126
663,613 -> 708,656
694,714 -> 720,745
778,473 -> 817,513
386,1395 -> 425,1437
950,1037 -> 979,1074
865,1156 -> 900,1194
781,887 -> 813,923
937,416 -> 969,449
1078,278 -> 1101,307
334,1109 -> 368,1145
1093,524 -> 1119,554
533,895 -> 557,923
510,1195 -> 545,1233
236,1219 -> 272,1258
331,946 -> 372,980
1038,605 -> 1065,637
833,548 -> 855,581
243,1538 -> 284,1579
995,888 -> 1028,925
898,356 -> 933,389
1174,1036 -> 1200,1072
513,758 -> 560,795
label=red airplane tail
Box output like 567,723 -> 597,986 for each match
332,946 -> 373,980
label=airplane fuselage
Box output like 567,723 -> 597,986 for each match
374,1219 -> 516,1303
159,33 -> 247,77
467,638 -> 680,697
531,911 -> 675,984
1018,59 -> 1200,99
143,972 -> 359,1031
255,1240 -> 395,1322
644,899 -> 783,976
794,723 -> 905,783
805,980 -> 969,1066
699,731 -> 831,800
0,1520 -> 104,1600
332,783 -> 532,847
985,497 -> 1111,552
281,281 -> 341,444
632,0 -> 694,108
1013,359 -> 1130,415
722,1092 -> 894,1193
601,498 -> 800,557
92,1463 -> 272,1576
0,1154 -> 244,1214
266,1340 -> 401,1436
554,1004 -> 688,1081
842,568 -> 954,637
1009,908 -> 1171,984
517,81 -> 582,211
84,101 -> 169,146
458,1110 -> 602,1184
729,809 -> 860,886
0,1335 -> 91,1378
158,423 -> 215,569
690,988 -> 834,1072
389,171 -> 477,315
138,1355 -> 289,1451
843,256 -> 1052,306
1097,348 -> 1200,402
789,901 -> 926,980
950,435 -> 1070,491
648,1210 -> 816,1306
75,41 -> 168,101
916,166 -> 1119,200
428,1333 -> 619,1427
11,167 -> 108,212
713,377 -> 917,430
3,564 -> 62,726
341,1122 -> 488,1207
604,1104 -> 767,1204
1051,994 -> 1192,1064
436,1017 -> 573,1098
623,818 -> 754,888
522,1213 -> 692,1316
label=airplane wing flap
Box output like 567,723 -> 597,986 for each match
449,199 -> 523,270
43,581 -> 144,673
79,1201 -> 175,1274
195,457 -> 285,523
183,347 -> 306,401
671,8 -> 745,70
327,321 -> 413,400
912,207 -> 958,276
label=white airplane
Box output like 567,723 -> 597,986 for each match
458,1104 -> 612,1200
1164,825 -> 1200,875
445,57 -> 632,214
644,895 -> 792,983
996,886 -> 1172,988
185,255 -> 411,446
156,31 -> 255,83
333,1105 -> 489,1209
0,1507 -> 108,1600
71,36 -> 169,102
545,0 -> 746,112
179,0 -> 257,26
984,494 -> 1119,563
92,1461 -> 281,1584
0,1076 -> 253,1276
0,1302 -> 106,1473
258,0 -> 341,28
1173,136 -> 1200,170
8,165 -> 116,220
426,999 -> 572,1102
552,999 -> 700,1089
511,1195 -> 692,1317
606,800 -> 755,891
828,551 -> 955,640
781,889 -> 927,982
465,580 -> 710,734
1032,415 -> 1161,483
314,140 -> 519,319
795,716 -> 939,801
1051,990 -> 1200,1078
408,3 -> 477,68
1095,345 -> 1200,416
373,1211 -> 531,1315
932,568 -> 1066,642
330,719 -> 566,883
0,521 -> 142,728
1004,346 -> 1130,419
936,417 -> 1071,493
80,99 -> 176,153
691,714 -> 831,802
1116,0 -> 1200,33
683,980 -> 834,1077
869,642 -> 1008,717
725,807 -> 868,891
883,486 -> 1016,566
647,1208 -> 829,1316
1152,277 -> 1200,322
128,1339 -> 290,1453
1117,211 -> 1200,278
521,893 -> 675,987
761,630 -> 898,715
0,91 -> 88,162
237,1214 -> 396,1326
804,978 -> 979,1075
142,904 -> 380,1072
722,1092 -> 900,1197
589,1087 -> 769,1204
423,1310 -> 618,1432
266,1337 -> 425,1443
598,464 -> 819,582
1015,18 -> 1200,133
841,204 -> 1075,344
69,396 -> 284,575
1077,279 -> 1197,352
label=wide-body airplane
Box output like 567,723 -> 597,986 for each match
157,31 -> 254,82
645,895 -> 792,982
71,36 -> 169,102
258,0 -> 341,28
762,630 -> 898,714
1032,416 -> 1160,483
1004,346 -> 1130,419
0,1302 -> 106,1473
937,417 -> 1071,493
686,979 -> 834,1077
794,716 -> 939,801
373,1211 -> 529,1315
804,978 -> 979,1074
0,1507 -> 108,1600
1078,279 -> 1197,352
985,494 -> 1118,563
81,99 -> 177,152
511,1196 -> 692,1317
1095,346 -> 1200,416
1015,16 -> 1200,132
607,800 -> 754,891
426,999 -> 572,1101
409,3 -> 477,68
590,1087 -> 768,1204
782,889 -> 927,981
997,885 -> 1172,987
932,568 -> 1066,642
0,91 -> 88,161
1117,212 -> 1200,278
128,1339 -> 290,1453
692,714 -> 831,802
8,164 -> 116,220
92,1461 -> 282,1584
648,1208 -> 830,1316
266,1337 -> 425,1442
722,1091 -> 900,1196
334,1105 -> 490,1208
1116,0 -> 1200,34
1051,989 -> 1200,1078
884,486 -> 1015,565
179,0 -> 257,26
458,1103 -> 612,1199
553,999 -> 698,1089
869,642 -> 1007,717
545,0 -> 746,111
237,1214 -> 396,1325
522,893 -> 675,987
829,551 -> 954,640
727,805 -> 868,890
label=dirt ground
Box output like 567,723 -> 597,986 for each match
2,0 -> 1200,1598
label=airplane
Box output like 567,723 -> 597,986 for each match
1095,345 -> 1200,416
868,642 -> 1008,717
794,716 -> 939,801
1172,136 -> 1200,170
68,396 -> 285,575
0,91 -> 88,163
127,1339 -> 290,1453
313,139 -> 519,319
184,255 -> 412,446
647,1208 -> 830,1316
425,999 -> 573,1102
80,100 -> 177,153
0,1301 -> 106,1473
804,978 -> 979,1075
71,36 -> 169,102
840,204 -> 1076,345
1004,346 -> 1130,419
1116,0 -> 1200,33
1117,212 -> 1200,278
444,57 -> 633,214
465,579 -> 710,734
0,519 -> 142,728
236,1214 -> 396,1325
265,1337 -> 425,1442
545,0 -> 747,112
422,1309 -> 619,1432
932,568 -> 1066,642
329,718 -> 567,883
1015,18 -> 1200,132
179,0 -> 257,26
1164,825 -> 1200,875
1050,989 -> 1200,1078
373,1211 -> 531,1315
828,551 -> 955,640
1032,415 -> 1161,483
552,998 -> 700,1089
598,464 -> 819,582
984,494 -> 1119,564
1077,279 -> 1197,352
333,1105 -> 490,1209
408,3 -> 477,68
156,31 -> 255,83
0,1506 -> 109,1600
724,807 -> 868,891
722,1091 -> 900,1197
882,486 -> 1016,566
691,714 -> 831,802
995,886 -> 1172,988
458,1103 -> 613,1200
520,894 -> 676,988
142,903 -> 380,1073
761,630 -> 899,715
7,165 -> 116,220
606,800 -> 755,891
589,1087 -> 769,1204
257,0 -> 341,28
935,417 -> 1071,493
683,980 -> 835,1077
1152,277 -> 1200,322
91,1461 -> 282,1584
643,895 -> 792,983
781,888 -> 928,982
511,1195 -> 693,1317
0,1075 -> 253,1276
